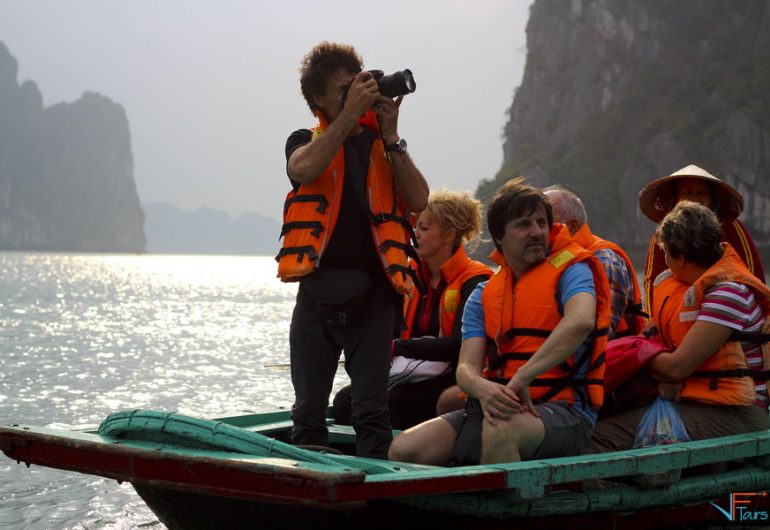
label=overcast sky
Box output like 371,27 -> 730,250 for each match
0,0 -> 531,221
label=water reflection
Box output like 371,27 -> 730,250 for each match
0,252 -> 350,530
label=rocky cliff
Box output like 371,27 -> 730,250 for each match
0,42 -> 145,252
482,0 -> 770,261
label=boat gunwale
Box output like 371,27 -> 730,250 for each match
3,417 -> 770,505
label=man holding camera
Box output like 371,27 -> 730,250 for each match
277,41 -> 428,458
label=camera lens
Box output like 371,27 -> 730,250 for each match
402,69 -> 416,93
377,69 -> 416,98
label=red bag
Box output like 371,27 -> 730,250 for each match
604,335 -> 668,392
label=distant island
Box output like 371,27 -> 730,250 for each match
0,41 -> 145,253
0,41 -> 282,257
143,202 -> 280,256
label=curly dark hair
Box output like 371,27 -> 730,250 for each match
487,177 -> 553,252
299,41 -> 363,115
655,201 -> 724,268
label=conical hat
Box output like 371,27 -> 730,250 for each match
638,164 -> 743,222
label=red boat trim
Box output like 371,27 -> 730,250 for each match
0,426 -> 508,505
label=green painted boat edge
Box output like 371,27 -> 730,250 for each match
98,409 -> 421,475
394,466 -> 770,519
4,409 -> 770,518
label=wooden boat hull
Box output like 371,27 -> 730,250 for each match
131,481 -> 765,530
3,409 -> 770,529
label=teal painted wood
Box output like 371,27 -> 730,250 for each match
7,409 -> 770,519
394,467 -> 770,518
475,429 -> 770,495
98,410 -> 426,476
99,410 -> 336,464
359,429 -> 770,500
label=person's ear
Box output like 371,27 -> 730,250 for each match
443,228 -> 457,248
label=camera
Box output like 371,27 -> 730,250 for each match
369,69 -> 416,98
339,69 -> 416,109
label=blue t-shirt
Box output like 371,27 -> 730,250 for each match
461,262 -> 598,424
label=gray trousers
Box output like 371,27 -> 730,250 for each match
289,284 -> 396,459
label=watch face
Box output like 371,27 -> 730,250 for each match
386,138 -> 407,153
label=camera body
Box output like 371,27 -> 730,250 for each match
369,69 -> 416,98
339,69 -> 416,109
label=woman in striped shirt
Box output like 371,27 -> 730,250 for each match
591,201 -> 769,453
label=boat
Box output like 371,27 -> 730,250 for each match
2,408 -> 770,530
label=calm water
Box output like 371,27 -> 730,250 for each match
0,252 -> 351,530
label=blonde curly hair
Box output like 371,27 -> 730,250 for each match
421,188 -> 483,252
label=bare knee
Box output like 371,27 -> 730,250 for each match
388,418 -> 456,465
482,413 -> 544,463
388,433 -> 413,462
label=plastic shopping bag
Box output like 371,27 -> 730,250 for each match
633,397 -> 691,448
631,398 -> 691,487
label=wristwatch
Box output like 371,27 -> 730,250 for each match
384,137 -> 407,153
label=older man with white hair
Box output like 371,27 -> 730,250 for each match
544,185 -> 645,338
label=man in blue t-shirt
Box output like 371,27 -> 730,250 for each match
389,178 -> 607,466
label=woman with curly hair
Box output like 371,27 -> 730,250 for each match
591,201 -> 770,453
333,189 -> 492,430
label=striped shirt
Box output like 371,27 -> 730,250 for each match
698,282 -> 766,405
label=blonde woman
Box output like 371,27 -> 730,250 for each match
333,189 -> 492,429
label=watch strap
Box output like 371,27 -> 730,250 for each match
384,138 -> 407,153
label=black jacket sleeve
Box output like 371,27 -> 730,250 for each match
393,274 -> 489,364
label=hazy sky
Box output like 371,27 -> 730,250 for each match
0,0 -> 530,221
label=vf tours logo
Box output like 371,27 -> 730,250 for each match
710,492 -> 769,522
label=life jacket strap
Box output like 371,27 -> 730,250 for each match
690,369 -> 770,391
370,212 -> 412,230
531,376 -> 604,405
385,264 -> 423,294
280,221 -> 324,239
284,194 -> 328,216
490,351 -> 530,371
275,246 -> 319,265
626,303 -> 650,319
487,376 -> 604,405
498,327 -> 552,344
727,332 -> 770,344
379,240 -> 419,260
498,326 -> 607,344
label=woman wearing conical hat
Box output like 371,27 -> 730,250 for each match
639,164 -> 765,313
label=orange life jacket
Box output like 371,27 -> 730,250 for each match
276,111 -> 415,294
402,246 -> 492,338
572,224 -> 646,337
481,224 -> 612,409
651,244 -> 770,406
